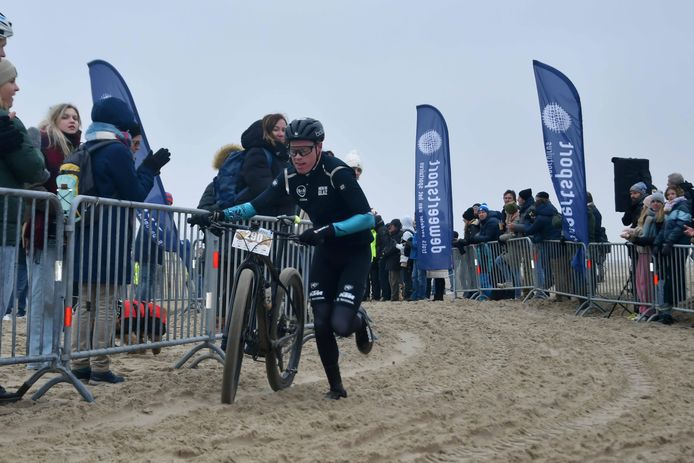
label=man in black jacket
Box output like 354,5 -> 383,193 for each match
622,182 -> 647,228
382,219 -> 404,301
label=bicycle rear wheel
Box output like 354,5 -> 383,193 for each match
265,267 -> 305,391
221,268 -> 254,404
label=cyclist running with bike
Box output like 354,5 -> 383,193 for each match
191,118 -> 374,400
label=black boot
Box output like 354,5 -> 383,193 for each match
324,364 -> 347,400
355,306 -> 374,355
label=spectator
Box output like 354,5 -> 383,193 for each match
625,192 -> 665,317
653,185 -> 691,324
409,218 -> 426,301
368,214 -> 385,300
587,192 -> 609,284
197,143 -> 242,211
382,219 -> 404,301
1,59 -> 48,316
400,216 -> 415,300
344,150 -> 363,180
71,96 -> 169,385
666,172 -> 694,214
471,204 -> 501,296
622,181 -> 647,228
500,189 -> 516,233
24,103 -> 82,368
377,219 -> 392,301
495,201 -> 522,296
509,192 -> 561,291
236,114 -> 294,216
0,53 -> 47,403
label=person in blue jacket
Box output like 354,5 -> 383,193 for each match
71,97 -> 171,385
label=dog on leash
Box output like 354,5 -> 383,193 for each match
116,300 -> 167,355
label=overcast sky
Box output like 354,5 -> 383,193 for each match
6,1 -> 694,239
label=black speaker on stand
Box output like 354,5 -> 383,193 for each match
611,157 -> 653,212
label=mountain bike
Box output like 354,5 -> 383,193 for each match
208,215 -> 306,404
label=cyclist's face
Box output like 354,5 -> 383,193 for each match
289,140 -> 321,174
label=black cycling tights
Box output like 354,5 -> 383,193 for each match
312,301 -> 363,369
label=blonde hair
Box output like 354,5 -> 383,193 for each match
38,104 -> 81,157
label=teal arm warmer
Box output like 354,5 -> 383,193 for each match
223,202 -> 256,221
332,213 -> 375,237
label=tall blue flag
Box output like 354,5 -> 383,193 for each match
532,60 -> 589,246
414,105 -> 454,271
88,59 -> 181,254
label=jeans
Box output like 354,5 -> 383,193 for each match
136,258 -> 163,302
28,246 -> 58,368
3,246 -> 28,316
410,262 -> 427,300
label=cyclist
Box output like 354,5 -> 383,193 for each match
190,118 -> 374,400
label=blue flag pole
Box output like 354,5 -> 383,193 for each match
414,104 -> 454,271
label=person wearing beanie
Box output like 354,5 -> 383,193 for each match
343,150 -> 363,180
536,191 -> 550,200
622,181 -> 648,228
0,54 -> 46,405
70,96 -> 171,385
0,10 -> 23,405
518,188 -> 532,202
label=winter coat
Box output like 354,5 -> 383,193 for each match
655,198 -> 691,247
197,181 -> 216,211
73,134 -> 156,285
382,228 -> 404,271
237,120 -> 295,216
621,197 -> 643,228
0,111 -> 49,246
514,200 -> 561,243
472,215 -> 501,243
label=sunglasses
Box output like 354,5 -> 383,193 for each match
288,144 -> 315,158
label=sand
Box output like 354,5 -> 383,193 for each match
1,298 -> 694,462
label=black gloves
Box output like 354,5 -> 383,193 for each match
661,243 -> 673,257
299,224 -> 334,246
188,210 -> 223,228
0,115 -> 23,154
141,148 -> 171,173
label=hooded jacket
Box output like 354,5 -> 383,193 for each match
237,120 -> 294,216
514,200 -> 561,243
655,197 -> 691,246
472,214 -> 501,243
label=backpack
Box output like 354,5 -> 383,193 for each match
55,140 -> 117,221
212,148 -> 273,209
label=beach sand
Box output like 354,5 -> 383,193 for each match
1,298 -> 694,462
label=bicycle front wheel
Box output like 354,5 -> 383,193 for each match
265,267 -> 305,391
221,268 -> 254,404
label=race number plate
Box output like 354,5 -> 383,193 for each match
231,228 -> 273,256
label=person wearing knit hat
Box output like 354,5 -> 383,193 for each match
630,181 -> 647,196
0,58 -> 23,154
622,181 -> 648,228
462,207 -> 475,222
536,191 -> 550,200
650,191 -> 665,205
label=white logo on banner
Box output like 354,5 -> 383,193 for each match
417,130 -> 442,155
542,103 -> 571,133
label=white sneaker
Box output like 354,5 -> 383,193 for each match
2,315 -> 11,321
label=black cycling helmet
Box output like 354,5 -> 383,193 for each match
285,118 -> 325,143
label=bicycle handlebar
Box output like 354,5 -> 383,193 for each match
207,215 -> 303,242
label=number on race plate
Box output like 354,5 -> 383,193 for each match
231,228 -> 273,256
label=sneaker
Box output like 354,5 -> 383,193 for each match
71,367 -> 92,381
659,314 -> 674,325
355,306 -> 374,355
496,282 -> 512,288
324,386 -> 347,400
2,315 -> 11,321
89,370 -> 125,385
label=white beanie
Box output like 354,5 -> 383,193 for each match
344,149 -> 363,170
0,58 -> 17,87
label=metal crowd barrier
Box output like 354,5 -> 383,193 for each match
1,188 -> 66,401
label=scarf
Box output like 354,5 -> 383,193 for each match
85,121 -> 131,147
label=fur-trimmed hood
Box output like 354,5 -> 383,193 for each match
212,143 -> 242,170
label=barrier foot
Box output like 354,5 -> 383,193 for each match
523,289 -> 549,303
31,366 -> 94,402
577,301 -> 607,317
174,341 -> 224,369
